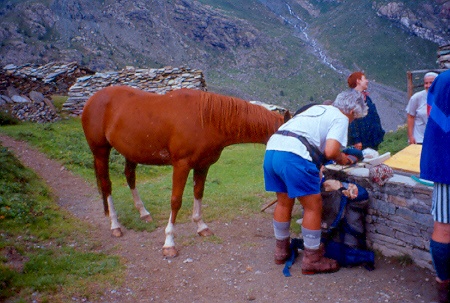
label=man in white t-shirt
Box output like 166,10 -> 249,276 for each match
406,72 -> 438,144
264,89 -> 368,275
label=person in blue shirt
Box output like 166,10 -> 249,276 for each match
420,69 -> 450,303
347,71 -> 385,150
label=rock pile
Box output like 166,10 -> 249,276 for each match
62,66 -> 207,116
1,62 -> 206,122
437,44 -> 450,69
1,86 -> 59,123
1,61 -> 94,123
1,61 -> 94,97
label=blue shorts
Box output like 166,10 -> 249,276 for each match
263,150 -> 321,199
432,183 -> 450,224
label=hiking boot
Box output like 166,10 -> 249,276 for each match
437,279 -> 450,303
274,238 -> 290,265
301,244 -> 340,275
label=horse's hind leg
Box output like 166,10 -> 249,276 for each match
93,147 -> 122,237
124,159 -> 152,222
193,168 -> 213,237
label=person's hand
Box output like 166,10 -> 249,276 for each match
342,183 -> 358,199
408,136 -> 416,145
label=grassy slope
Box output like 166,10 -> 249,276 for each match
309,0 -> 438,89
0,141 -> 122,302
198,0 -> 350,108
198,0 -> 438,110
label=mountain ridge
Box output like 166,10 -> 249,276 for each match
1,0 -> 448,130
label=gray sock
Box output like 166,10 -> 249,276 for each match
301,226 -> 321,249
273,219 -> 290,240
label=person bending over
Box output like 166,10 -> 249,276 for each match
263,89 -> 368,275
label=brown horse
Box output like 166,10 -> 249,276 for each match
81,86 -> 289,257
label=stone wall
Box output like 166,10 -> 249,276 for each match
1,62 -> 206,121
1,61 -> 94,98
438,44 -> 450,69
1,61 -> 94,123
324,165 -> 434,270
62,66 -> 207,116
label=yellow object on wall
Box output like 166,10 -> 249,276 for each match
383,144 -> 422,174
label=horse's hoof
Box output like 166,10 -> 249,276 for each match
162,246 -> 178,258
140,214 -> 153,222
198,228 -> 214,237
111,228 -> 123,237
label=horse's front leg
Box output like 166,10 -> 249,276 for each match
124,159 -> 152,222
162,163 -> 190,258
193,168 -> 213,237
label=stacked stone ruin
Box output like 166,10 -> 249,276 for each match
1,62 -> 207,122
437,44 -> 450,69
0,62 -> 94,123
63,66 -> 206,116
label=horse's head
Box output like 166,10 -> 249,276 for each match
283,110 -> 291,124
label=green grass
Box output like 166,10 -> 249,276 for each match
51,95 -> 68,112
0,145 -> 123,302
378,124 -> 408,155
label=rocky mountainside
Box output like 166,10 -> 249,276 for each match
374,1 -> 450,46
0,0 -> 449,130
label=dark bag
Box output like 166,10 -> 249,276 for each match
321,182 -> 375,270
282,181 -> 374,277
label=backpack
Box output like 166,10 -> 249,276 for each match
282,180 -> 375,277
320,181 -> 375,270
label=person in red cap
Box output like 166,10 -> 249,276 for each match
347,71 -> 385,150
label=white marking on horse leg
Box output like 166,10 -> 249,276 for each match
192,198 -> 208,233
163,213 -> 175,248
131,188 -> 151,218
107,195 -> 121,230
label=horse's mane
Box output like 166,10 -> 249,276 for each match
197,91 -> 281,139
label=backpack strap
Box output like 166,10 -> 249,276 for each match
330,194 -> 348,229
275,130 -> 325,169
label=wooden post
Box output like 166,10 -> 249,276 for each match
407,71 -> 413,100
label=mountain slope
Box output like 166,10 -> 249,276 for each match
0,0 -> 448,130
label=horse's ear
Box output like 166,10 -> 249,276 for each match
283,110 -> 291,123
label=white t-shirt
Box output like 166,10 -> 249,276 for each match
266,105 -> 349,162
405,90 -> 428,143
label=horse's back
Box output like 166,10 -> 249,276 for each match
81,86 -> 284,164
81,86 -> 208,163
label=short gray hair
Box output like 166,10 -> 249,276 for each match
333,89 -> 368,119
424,72 -> 438,79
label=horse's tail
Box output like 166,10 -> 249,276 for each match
95,169 -> 111,216
82,88 -> 113,217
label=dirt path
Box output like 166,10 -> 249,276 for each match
0,134 -> 439,303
